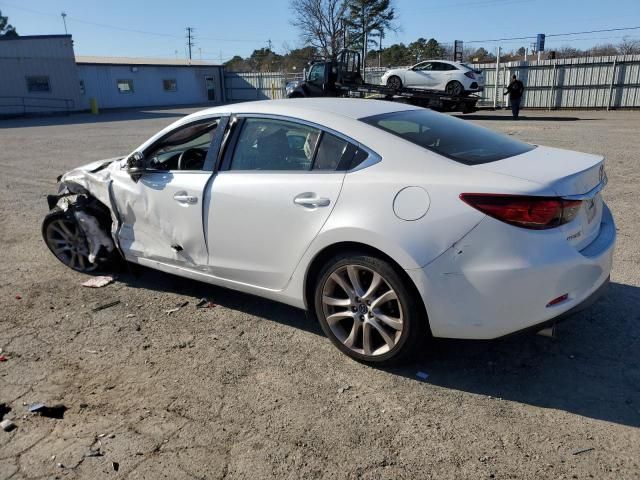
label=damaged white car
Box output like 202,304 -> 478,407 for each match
44,99 -> 615,364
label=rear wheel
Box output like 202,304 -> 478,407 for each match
445,80 -> 464,96
314,252 -> 426,365
386,75 -> 403,90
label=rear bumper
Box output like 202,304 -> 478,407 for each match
498,274 -> 609,338
407,203 -> 616,339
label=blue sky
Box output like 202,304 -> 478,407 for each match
1,0 -> 639,62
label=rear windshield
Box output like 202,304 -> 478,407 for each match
361,109 -> 534,165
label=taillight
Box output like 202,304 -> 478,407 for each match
460,194 -> 582,230
464,71 -> 476,79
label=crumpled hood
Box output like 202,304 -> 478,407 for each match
62,156 -> 122,178
59,156 -> 124,208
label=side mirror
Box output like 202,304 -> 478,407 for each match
125,152 -> 146,181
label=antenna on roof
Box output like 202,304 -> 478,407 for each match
61,12 -> 68,35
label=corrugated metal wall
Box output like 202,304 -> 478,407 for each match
0,35 -> 83,115
78,64 -> 224,109
474,54 -> 640,109
224,72 -> 287,101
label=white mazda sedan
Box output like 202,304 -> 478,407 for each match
43,99 -> 615,365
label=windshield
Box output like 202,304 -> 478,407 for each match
361,109 -> 535,165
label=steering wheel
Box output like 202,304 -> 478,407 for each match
177,148 -> 206,170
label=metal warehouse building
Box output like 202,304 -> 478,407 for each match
76,56 -> 223,109
0,34 -> 223,116
0,35 -> 84,115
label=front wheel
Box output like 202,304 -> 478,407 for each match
42,208 -> 119,273
386,75 -> 403,91
314,252 -> 427,365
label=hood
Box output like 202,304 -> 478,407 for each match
68,156 -> 122,174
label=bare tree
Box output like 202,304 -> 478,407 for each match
618,36 -> 640,55
290,0 -> 346,59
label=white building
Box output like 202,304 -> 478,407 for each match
0,34 -> 224,116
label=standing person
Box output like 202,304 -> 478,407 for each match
504,74 -> 525,119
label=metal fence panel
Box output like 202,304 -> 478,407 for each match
224,72 -> 287,101
223,55 -> 640,108
473,54 -> 640,109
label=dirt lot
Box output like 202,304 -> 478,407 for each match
0,106 -> 639,480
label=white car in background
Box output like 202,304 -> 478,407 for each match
381,60 -> 485,95
43,99 -> 614,365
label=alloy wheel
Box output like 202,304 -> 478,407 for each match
45,217 -> 97,272
387,76 -> 402,90
321,264 -> 404,357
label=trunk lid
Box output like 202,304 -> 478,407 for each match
474,146 -> 607,251
474,146 -> 604,196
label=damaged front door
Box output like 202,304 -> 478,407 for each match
112,117 -> 224,268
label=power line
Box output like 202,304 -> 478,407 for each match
464,26 -> 640,44
0,1 -> 274,43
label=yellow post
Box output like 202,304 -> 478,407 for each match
89,97 -> 99,115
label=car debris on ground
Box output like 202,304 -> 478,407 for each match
82,275 -> 116,288
28,403 -> 68,419
1,419 -> 16,432
165,301 -> 189,315
91,300 -> 121,312
196,298 -> 217,308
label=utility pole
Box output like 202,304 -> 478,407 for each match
186,27 -> 195,60
61,12 -> 68,34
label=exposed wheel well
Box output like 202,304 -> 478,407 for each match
303,241 -> 429,330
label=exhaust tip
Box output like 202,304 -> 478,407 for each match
537,325 -> 556,339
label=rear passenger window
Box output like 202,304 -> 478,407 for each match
313,133 -> 349,170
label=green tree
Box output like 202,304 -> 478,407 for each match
408,37 -> 443,63
224,55 -> 250,72
344,0 -> 395,73
0,9 -> 18,37
467,47 -> 495,62
281,46 -> 318,71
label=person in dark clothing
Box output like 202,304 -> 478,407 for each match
504,75 -> 525,119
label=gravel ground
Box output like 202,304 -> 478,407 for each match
0,106 -> 639,480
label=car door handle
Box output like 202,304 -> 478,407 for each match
293,193 -> 331,208
173,192 -> 198,204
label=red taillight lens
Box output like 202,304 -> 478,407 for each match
464,71 -> 476,79
460,194 -> 583,230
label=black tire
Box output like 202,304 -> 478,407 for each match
42,207 -> 120,273
288,92 -> 304,98
445,81 -> 464,96
313,251 -> 427,365
386,75 -> 403,91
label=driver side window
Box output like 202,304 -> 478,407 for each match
416,62 -> 433,71
308,64 -> 325,85
145,119 -> 219,171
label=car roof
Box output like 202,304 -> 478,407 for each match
189,98 -> 420,122
415,59 -> 457,65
